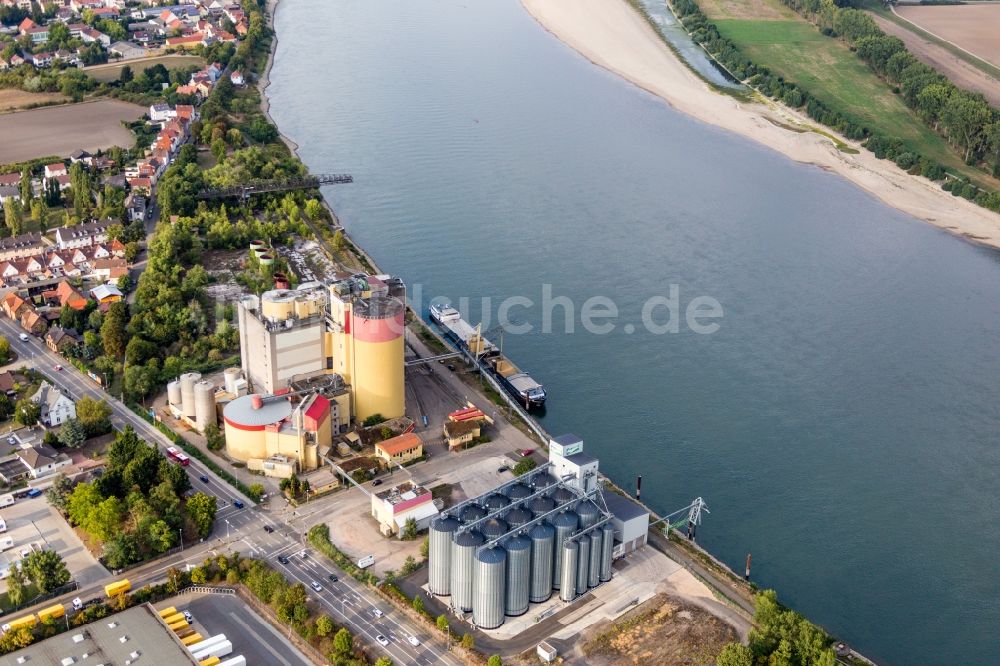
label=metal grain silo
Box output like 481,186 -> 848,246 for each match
504,535 -> 531,616
193,380 -> 216,432
506,483 -> 532,502
479,518 -> 508,541
531,472 -> 556,493
505,506 -> 532,530
576,534 -> 591,596
588,530 -> 602,588
549,510 -> 579,589
550,486 -> 575,507
600,522 -> 615,582
472,547 -> 506,629
459,504 -> 487,525
179,372 -> 201,418
576,499 -> 600,529
559,541 -> 578,602
484,493 -> 510,512
167,380 -> 182,408
450,530 -> 483,612
528,522 -> 554,603
528,496 -> 555,519
428,516 -> 459,595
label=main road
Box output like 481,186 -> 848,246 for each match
0,317 -> 461,665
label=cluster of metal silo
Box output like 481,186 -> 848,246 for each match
427,469 -> 617,630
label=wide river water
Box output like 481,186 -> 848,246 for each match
268,1 -> 1000,662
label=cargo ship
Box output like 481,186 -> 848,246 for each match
429,302 -> 546,409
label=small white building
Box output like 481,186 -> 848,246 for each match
16,444 -> 71,479
31,381 -> 76,426
149,102 -> 174,123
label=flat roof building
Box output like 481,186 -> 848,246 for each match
0,604 -> 198,665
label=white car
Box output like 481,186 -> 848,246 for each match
298,549 -> 307,558
310,581 -> 323,593
72,597 -> 83,611
183,610 -> 193,622
375,634 -> 389,647
407,635 -> 420,647
18,334 -> 27,342
371,608 -> 383,619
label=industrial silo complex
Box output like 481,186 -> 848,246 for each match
427,435 -> 649,630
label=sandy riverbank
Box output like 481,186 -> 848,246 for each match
521,0 -> 1000,250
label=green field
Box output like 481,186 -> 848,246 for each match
711,16 -> 998,187
85,55 -> 204,83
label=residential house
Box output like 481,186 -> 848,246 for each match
109,239 -> 127,257
54,220 -> 111,250
0,372 -> 15,396
0,173 -> 20,188
90,283 -> 123,304
45,326 -> 79,353
126,177 -> 152,195
55,280 -> 88,310
92,258 -> 128,280
165,33 -> 204,48
125,193 -> 147,222
8,54 -> 25,67
229,70 -> 244,86
69,149 -> 92,165
68,23 -> 111,47
1,292 -> 27,319
0,186 -> 19,205
16,444 -> 72,478
374,432 -> 424,466
20,308 -> 47,336
0,232 -> 46,262
31,381 -> 76,426
28,51 -> 53,67
44,162 -> 67,180
149,102 -> 173,122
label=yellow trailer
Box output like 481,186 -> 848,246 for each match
157,606 -> 177,619
104,579 -> 131,598
167,619 -> 189,632
37,604 -> 65,622
181,632 -> 205,646
5,614 -> 37,631
162,612 -> 185,626
199,657 -> 221,666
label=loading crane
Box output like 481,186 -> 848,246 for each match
649,497 -> 709,541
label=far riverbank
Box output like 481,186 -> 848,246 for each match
521,0 -> 1000,250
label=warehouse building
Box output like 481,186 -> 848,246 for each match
371,480 -> 439,537
1,604 -> 198,665
427,435 -> 649,630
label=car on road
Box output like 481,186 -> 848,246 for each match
372,479 -> 382,486
328,574 -> 339,582
183,610 -> 193,622
407,635 -> 420,647
233,499 -> 244,509
263,525 -> 275,533
371,608 -> 383,619
18,334 -> 27,342
298,549 -> 307,558
375,634 -> 389,647
26,488 -> 42,498
199,475 -> 209,483
53,364 -> 62,371
497,466 -> 509,473
278,555 -> 289,564
310,581 -> 323,592
72,597 -> 83,611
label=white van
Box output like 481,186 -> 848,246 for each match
0,537 -> 13,552
0,494 -> 13,509
0,517 -> 6,533
18,333 -> 27,342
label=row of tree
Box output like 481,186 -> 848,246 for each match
716,590 -> 836,666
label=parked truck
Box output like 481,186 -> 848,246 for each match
192,640 -> 233,662
104,579 -> 131,598
0,537 -> 13,552
0,494 -> 13,508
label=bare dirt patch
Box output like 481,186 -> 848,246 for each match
0,89 -> 68,113
871,12 -> 1000,106
895,4 -> 1000,69
84,54 -> 203,82
0,99 -> 144,163
580,593 -> 738,666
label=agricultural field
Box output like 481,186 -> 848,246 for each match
0,99 -> 144,164
84,54 -> 204,82
895,4 -> 1000,70
0,89 -> 68,113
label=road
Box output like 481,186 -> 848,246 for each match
0,320 -> 462,664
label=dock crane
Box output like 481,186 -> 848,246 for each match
649,497 -> 710,541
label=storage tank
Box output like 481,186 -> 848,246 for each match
484,493 -> 510,512
588,529 -> 602,588
193,380 -> 216,432
504,535 -> 531,616
450,530 -> 483,612
576,534 -> 591,596
222,393 -> 292,462
167,380 -> 182,407
258,253 -> 275,266
559,541 -> 578,602
472,546 -> 506,629
429,515 -> 460,596
505,506 -> 532,530
249,239 -> 265,254
528,522 -> 555,603
459,504 -> 486,525
577,499 -> 600,529
531,472 -> 556,492
223,367 -> 242,394
551,486 -> 575,506
505,483 -> 532,502
550,510 -> 579,589
600,522 -> 615,582
351,295 -> 405,422
528,496 -> 555,519
479,518 -> 508,540
179,372 -> 201,418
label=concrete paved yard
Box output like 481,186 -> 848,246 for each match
0,495 -> 106,592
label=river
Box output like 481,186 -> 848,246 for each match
267,1 -> 1000,663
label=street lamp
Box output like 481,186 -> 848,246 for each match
178,528 -> 183,550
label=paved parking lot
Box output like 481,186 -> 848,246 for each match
0,495 -> 106,591
156,594 -> 312,666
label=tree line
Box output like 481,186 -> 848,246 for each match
669,0 -> 1000,212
